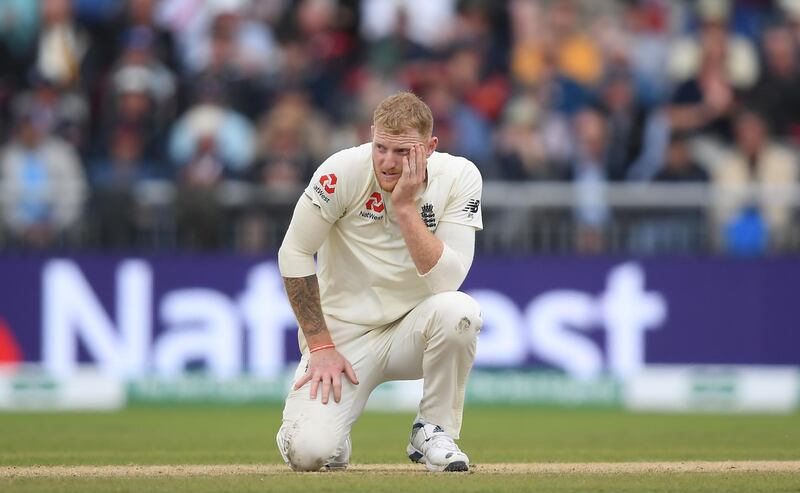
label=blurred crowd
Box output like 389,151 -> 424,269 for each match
1,0 -> 800,253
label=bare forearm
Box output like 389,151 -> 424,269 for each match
283,275 -> 332,348
395,204 -> 444,275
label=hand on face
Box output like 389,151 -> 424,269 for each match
391,144 -> 427,207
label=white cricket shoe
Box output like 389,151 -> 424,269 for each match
276,428 -> 351,471
406,421 -> 470,472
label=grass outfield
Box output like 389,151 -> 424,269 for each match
1,405 -> 799,492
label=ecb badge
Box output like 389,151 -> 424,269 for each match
420,203 -> 436,231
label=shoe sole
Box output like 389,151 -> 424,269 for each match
407,446 -> 469,472
276,431 -> 289,465
443,461 -> 469,472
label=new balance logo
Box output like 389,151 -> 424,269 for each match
463,199 -> 480,214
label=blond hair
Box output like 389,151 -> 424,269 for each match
373,91 -> 434,138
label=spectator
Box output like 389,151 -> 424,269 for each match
0,0 -> 39,92
546,0 -> 605,87
88,126 -> 155,248
779,0 -> 800,48
366,6 -> 434,75
174,133 -> 227,250
447,41 -> 509,122
451,0 -> 509,75
654,132 -> 710,182
118,0 -> 179,71
167,88 -> 256,176
183,2 -> 274,117
713,109 -> 798,251
103,28 -> 177,157
497,86 -> 577,176
111,28 -> 177,112
510,0 -> 604,89
570,108 -> 610,253
0,108 -> 87,248
11,75 -> 89,153
439,46 -> 503,167
494,94 -> 569,181
34,0 -> 91,88
667,19 -> 739,142
90,125 -> 156,188
746,23 -> 800,142
101,65 -> 166,165
269,0 -> 360,117
598,66 -> 668,181
0,0 -> 38,59
168,83 -> 256,250
667,0 -> 759,90
509,0 -> 594,118
607,0 -> 672,105
360,0 -> 457,50
254,90 -> 330,186
630,131 -> 708,254
185,0 -> 278,78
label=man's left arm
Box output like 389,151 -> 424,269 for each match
392,144 -> 479,292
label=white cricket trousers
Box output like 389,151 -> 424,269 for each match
278,291 -> 482,471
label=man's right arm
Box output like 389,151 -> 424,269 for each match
282,274 -> 331,350
278,196 -> 334,348
278,196 -> 358,403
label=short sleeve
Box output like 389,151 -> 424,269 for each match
303,152 -> 352,223
439,160 -> 483,230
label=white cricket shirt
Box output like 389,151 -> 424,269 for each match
303,143 -> 483,327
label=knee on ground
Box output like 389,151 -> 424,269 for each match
285,425 -> 343,472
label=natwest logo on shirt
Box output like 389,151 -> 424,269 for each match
365,192 -> 385,213
360,192 -> 385,221
319,174 -> 337,194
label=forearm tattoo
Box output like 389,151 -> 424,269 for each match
283,275 -> 327,337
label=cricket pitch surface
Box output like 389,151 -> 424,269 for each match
2,461 -> 799,477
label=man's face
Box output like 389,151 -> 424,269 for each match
371,126 -> 436,192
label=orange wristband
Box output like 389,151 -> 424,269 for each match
309,343 -> 336,353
